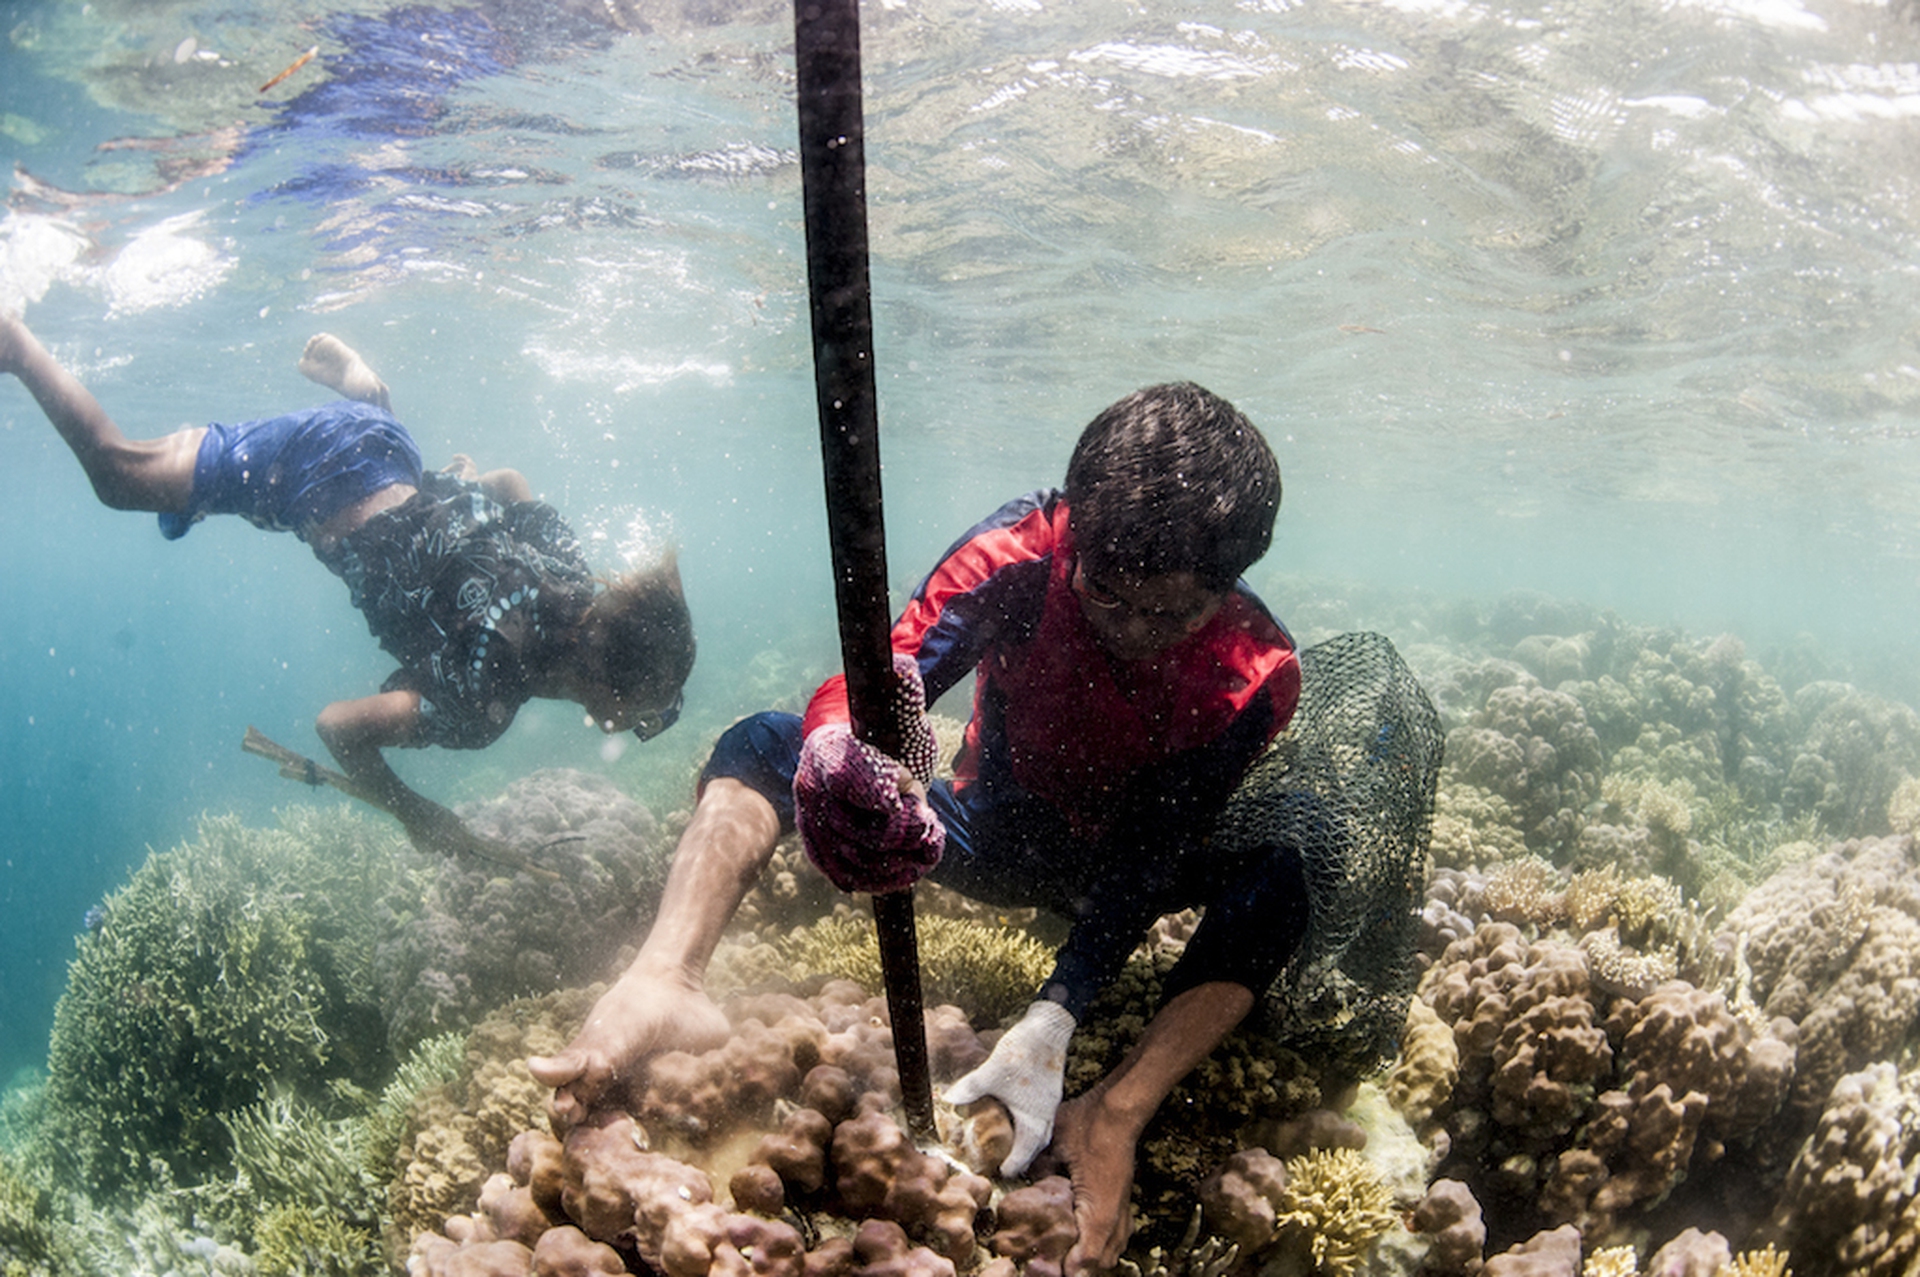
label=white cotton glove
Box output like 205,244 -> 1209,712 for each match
944,999 -> 1077,1176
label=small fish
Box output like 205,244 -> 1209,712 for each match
259,45 -> 318,94
1339,324 -> 1386,335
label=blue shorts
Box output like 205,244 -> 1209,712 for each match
704,711 -> 1310,1018
158,402 -> 424,541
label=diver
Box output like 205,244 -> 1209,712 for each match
0,312 -> 695,860
530,382 -> 1306,1275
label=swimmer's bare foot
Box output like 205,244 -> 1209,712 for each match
300,333 -> 391,410
1048,1090 -> 1139,1275
526,963 -> 730,1134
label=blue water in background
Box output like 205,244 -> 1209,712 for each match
4,0 -> 1919,1080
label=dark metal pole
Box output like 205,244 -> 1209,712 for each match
792,0 -> 936,1142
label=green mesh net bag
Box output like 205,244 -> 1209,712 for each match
1217,631 -> 1443,1077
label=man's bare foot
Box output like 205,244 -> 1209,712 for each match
299,333 -> 391,410
1048,1090 -> 1140,1275
527,964 -> 731,1134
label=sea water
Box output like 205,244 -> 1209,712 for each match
1,0 -> 1916,1100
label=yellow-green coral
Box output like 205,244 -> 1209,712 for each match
43,807 -> 408,1194
1720,1245 -> 1791,1277
771,914 -> 1055,1027
1270,1148 -> 1398,1277
252,1205 -> 379,1277
1584,1244 -> 1639,1277
1484,856 -> 1564,925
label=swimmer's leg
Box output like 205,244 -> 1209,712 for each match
0,312 -> 201,513
299,334 -> 391,410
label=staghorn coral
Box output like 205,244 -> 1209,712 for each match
1722,1247 -> 1792,1277
378,769 -> 674,1054
1586,1246 -> 1638,1277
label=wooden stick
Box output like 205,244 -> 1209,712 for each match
241,726 -> 562,881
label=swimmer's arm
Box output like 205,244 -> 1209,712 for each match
314,690 -> 467,851
442,454 -> 532,504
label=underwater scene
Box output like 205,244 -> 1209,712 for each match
4,0 -> 1920,1273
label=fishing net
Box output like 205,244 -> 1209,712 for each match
1215,630 -> 1444,1076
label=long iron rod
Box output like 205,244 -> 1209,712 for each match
792,0 -> 936,1141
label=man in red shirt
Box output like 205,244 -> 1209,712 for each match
534,383 -> 1301,1273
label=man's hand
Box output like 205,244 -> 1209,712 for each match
793,724 -> 945,893
1044,1091 -> 1137,1275
945,1000 -> 1077,1176
527,965 -> 731,1133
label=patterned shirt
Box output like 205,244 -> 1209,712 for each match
321,472 -> 593,749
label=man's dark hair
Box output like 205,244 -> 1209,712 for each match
1065,382 -> 1280,592
589,552 -> 696,712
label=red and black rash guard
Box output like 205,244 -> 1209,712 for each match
806,489 -> 1300,855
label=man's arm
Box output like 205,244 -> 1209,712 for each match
527,778 -> 780,1129
1050,981 -> 1257,1275
313,690 -> 473,853
442,454 -> 533,504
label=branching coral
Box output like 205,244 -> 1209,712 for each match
1268,1148 -> 1399,1277
755,914 -> 1055,1029
43,807 -> 405,1194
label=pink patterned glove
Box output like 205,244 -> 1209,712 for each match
794,655 -> 944,894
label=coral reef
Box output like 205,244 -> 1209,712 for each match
1443,682 -> 1604,859
1412,922 -> 1796,1246
406,981 -> 998,1276
717,912 -> 1056,1029
43,807 -> 406,1193
378,770 -> 674,1053
1713,836 -> 1920,1133
1768,1060 -> 1920,1277
21,591 -> 1920,1277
